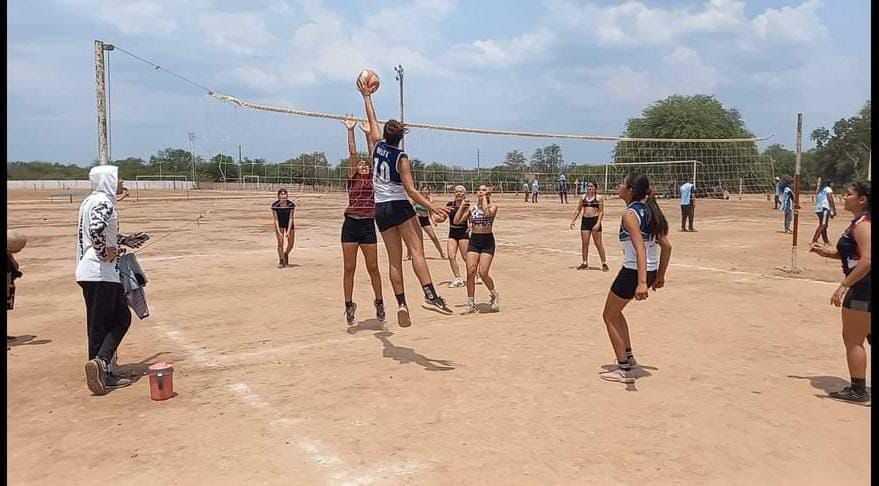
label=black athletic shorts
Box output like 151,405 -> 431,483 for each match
341,216 -> 378,244
418,215 -> 431,227
581,216 -> 601,232
843,277 -> 871,312
374,200 -> 416,233
467,233 -> 495,255
449,226 -> 470,241
610,267 -> 658,300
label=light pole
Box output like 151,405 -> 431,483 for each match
394,64 -> 404,150
188,132 -> 196,188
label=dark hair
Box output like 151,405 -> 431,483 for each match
277,188 -> 288,197
383,119 -> 408,146
624,174 -> 669,237
849,180 -> 871,212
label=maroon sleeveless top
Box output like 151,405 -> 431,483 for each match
346,172 -> 375,218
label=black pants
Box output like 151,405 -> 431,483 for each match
79,282 -> 131,363
681,204 -> 695,230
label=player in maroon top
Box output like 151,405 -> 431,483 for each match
340,116 -> 385,326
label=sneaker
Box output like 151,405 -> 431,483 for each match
345,302 -> 357,326
688,228 -> 697,232
397,305 -> 412,328
105,373 -> 132,389
679,228 -> 688,232
576,263 -> 588,270
828,386 -> 871,403
599,368 -> 634,384
375,301 -> 386,322
461,303 -> 478,315
277,260 -> 285,269
627,355 -> 638,368
449,278 -> 465,288
422,296 -> 454,315
84,358 -> 107,395
602,263 -> 610,272
489,290 -> 500,312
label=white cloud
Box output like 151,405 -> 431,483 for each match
59,0 -> 178,35
197,11 -> 275,56
751,0 -> 827,43
445,29 -> 556,68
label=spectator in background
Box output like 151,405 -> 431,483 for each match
574,178 -> 581,196
679,180 -> 696,232
811,178 -> 836,244
774,176 -> 782,210
558,174 -> 568,204
521,181 -> 530,203
781,177 -> 794,233
531,177 -> 539,203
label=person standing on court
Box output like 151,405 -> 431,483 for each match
531,177 -> 539,204
75,165 -> 147,395
780,177 -> 794,234
811,179 -> 836,244
773,176 -> 782,210
558,173 -> 568,204
679,180 -> 696,232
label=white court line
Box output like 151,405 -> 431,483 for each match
495,240 -> 837,286
154,321 -> 425,484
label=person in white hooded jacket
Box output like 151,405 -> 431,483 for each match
76,165 -> 147,395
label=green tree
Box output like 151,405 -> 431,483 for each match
809,100 -> 871,183
502,150 -> 528,171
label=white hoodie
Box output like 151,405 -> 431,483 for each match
76,165 -> 121,283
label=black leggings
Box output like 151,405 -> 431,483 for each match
79,282 -> 131,363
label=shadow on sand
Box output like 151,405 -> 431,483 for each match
373,331 -> 455,371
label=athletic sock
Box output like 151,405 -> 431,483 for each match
422,284 -> 438,301
395,293 -> 406,306
468,297 -> 475,306
852,377 -> 867,394
618,360 -> 632,372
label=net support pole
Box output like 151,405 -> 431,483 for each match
94,40 -> 109,166
692,160 -> 697,188
603,163 -> 609,196
791,113 -> 803,272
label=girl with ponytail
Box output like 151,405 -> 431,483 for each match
599,174 -> 672,384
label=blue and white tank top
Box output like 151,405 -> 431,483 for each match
619,201 -> 658,271
372,141 -> 408,203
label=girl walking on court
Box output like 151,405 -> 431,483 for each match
811,179 -> 836,244
359,80 -> 452,327
809,181 -> 871,403
414,186 -> 446,259
600,174 -> 672,384
271,188 -> 295,268
455,185 -> 500,314
438,185 -> 470,288
339,117 -> 385,326
569,181 -> 609,271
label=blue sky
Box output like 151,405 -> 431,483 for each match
7,0 -> 872,168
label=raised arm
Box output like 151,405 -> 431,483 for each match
359,92 -> 382,154
342,117 -> 358,179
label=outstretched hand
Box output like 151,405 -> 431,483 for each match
341,116 -> 357,130
359,120 -> 371,134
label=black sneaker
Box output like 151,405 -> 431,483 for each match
84,358 -> 107,395
345,302 -> 357,326
105,373 -> 133,389
828,386 -> 870,403
422,296 -> 453,315
576,263 -> 588,270
602,263 -> 610,272
375,301 -> 386,322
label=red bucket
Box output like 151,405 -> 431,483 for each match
148,362 -> 175,401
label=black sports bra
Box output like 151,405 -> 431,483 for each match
581,197 -> 600,209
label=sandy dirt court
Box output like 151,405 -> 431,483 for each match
6,188 -> 870,485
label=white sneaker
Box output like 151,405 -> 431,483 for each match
449,278 -> 465,288
461,303 -> 478,315
489,290 -> 500,312
599,368 -> 634,384
397,305 -> 412,328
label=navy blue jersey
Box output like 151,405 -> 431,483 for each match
373,141 -> 408,203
